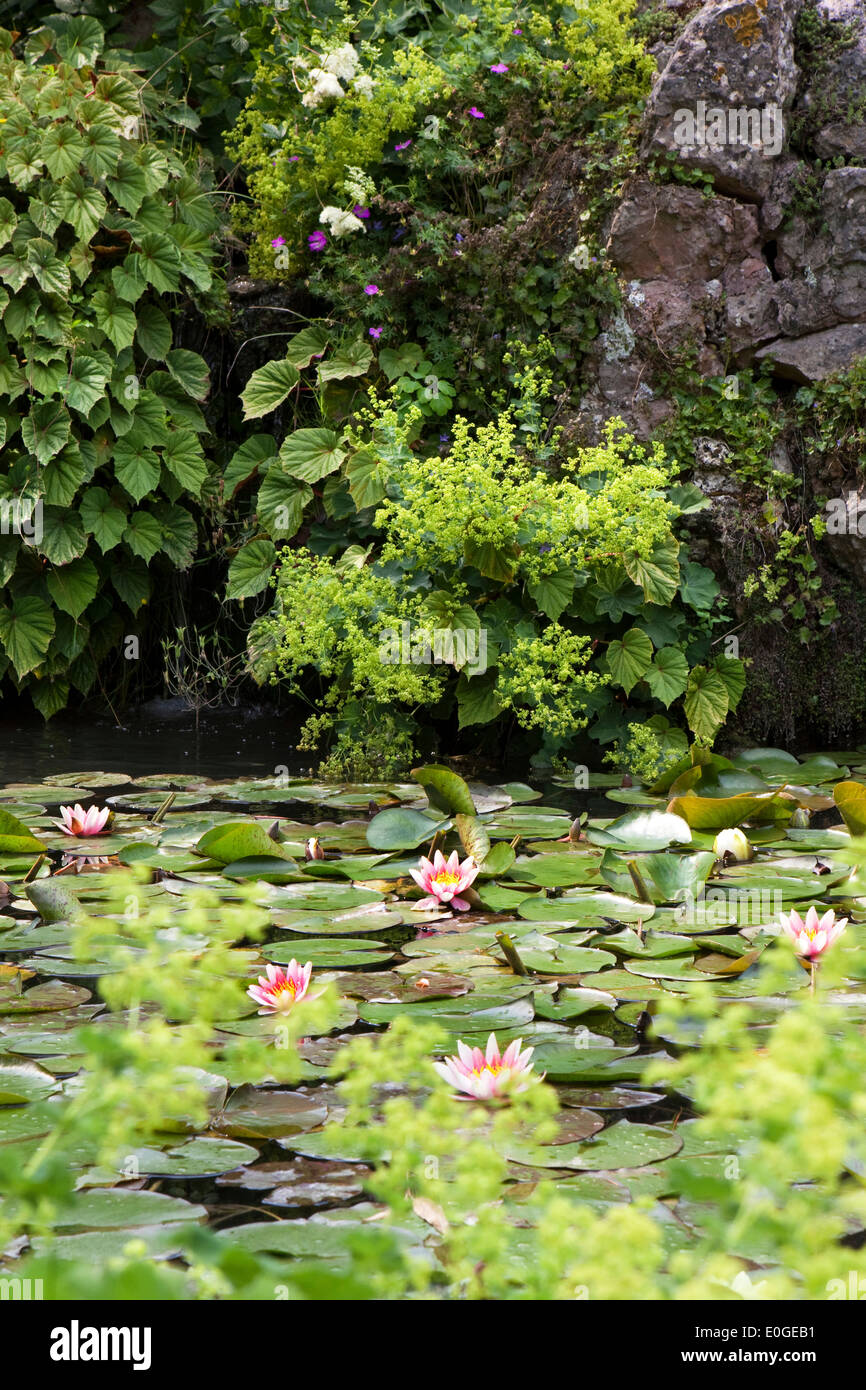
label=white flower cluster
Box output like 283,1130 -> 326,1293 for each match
343,165 -> 376,206
319,205 -> 366,238
300,44 -> 377,107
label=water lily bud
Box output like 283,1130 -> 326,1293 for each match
713,828 -> 753,862
791,807 -> 811,828
305,837 -> 325,860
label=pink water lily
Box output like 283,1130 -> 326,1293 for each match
779,905 -> 847,961
55,803 -> 110,837
247,960 -> 313,1015
434,1032 -> 537,1100
410,849 -> 478,911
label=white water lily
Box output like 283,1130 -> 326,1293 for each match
319,205 -> 366,238
712,828 -> 753,862
301,69 -> 345,108
322,43 -> 359,81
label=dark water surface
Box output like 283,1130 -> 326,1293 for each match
0,703 -> 315,785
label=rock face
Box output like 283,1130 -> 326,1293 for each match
642,0 -> 804,200
801,0 -> 866,159
578,0 -> 866,444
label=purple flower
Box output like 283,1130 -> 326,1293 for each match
307,230 -> 327,252
270,236 -> 286,248
354,205 -> 371,219
364,284 -> 380,296
490,63 -> 509,74
455,233 -> 464,243
392,227 -> 407,241
289,155 -> 300,162
513,27 -> 522,35
395,139 -> 413,152
538,542 -> 552,554
369,326 -> 383,338
468,107 -> 485,119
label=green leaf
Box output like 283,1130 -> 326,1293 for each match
455,813 -> 490,863
345,449 -> 386,510
112,555 -> 151,611
317,339 -> 373,383
713,655 -> 746,713
195,820 -> 292,865
378,343 -> 424,381
528,568 -> 574,621
82,124 -> 122,179
46,557 -> 99,619
114,439 -> 160,503
0,596 -> 54,677
224,436 -> 277,500
680,560 -> 719,614
607,627 -> 653,694
150,503 -> 196,568
55,16 -> 104,67
58,174 -> 106,241
91,289 -> 136,351
284,325 -> 330,368
241,359 -> 300,419
644,647 -> 689,706
0,197 -> 17,248
38,508 -> 88,565
366,808 -> 450,851
463,538 -> 518,583
411,764 -> 476,816
123,511 -> 163,563
833,781 -> 866,836
624,538 -> 680,606
66,354 -> 111,416
162,429 -> 208,495
21,402 -> 70,464
107,159 -> 148,215
0,806 -> 46,854
227,539 -> 276,600
165,349 -> 209,401
135,233 -> 181,292
256,468 -> 312,539
79,486 -> 127,552
278,428 -> 345,484
40,124 -> 86,179
684,666 -> 730,742
455,670 -> 502,727
135,303 -> 172,359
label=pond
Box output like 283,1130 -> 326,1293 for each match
2,740 -> 866,1299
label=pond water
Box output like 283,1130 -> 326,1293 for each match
1,740 -> 865,1281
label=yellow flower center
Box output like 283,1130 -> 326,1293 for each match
433,871 -> 461,889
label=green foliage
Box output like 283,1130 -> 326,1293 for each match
245,381 -> 744,759
0,17 -> 224,714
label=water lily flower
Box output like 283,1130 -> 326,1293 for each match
364,283 -> 379,295
270,235 -> 286,248
55,804 -> 110,837
248,960 -> 313,1015
434,1033 -> 537,1099
307,229 -> 327,251
490,62 -> 509,73
468,106 -> 485,118
410,849 -> 478,911
779,905 -> 847,961
713,828 -> 754,862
